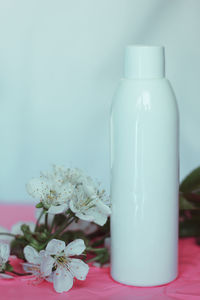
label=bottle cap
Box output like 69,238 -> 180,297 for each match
124,45 -> 165,79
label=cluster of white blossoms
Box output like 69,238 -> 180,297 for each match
23,238 -> 89,293
26,166 -> 111,226
0,166 -> 111,293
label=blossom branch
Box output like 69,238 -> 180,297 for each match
0,233 -> 16,238
45,213 -> 48,230
10,270 -> 32,276
35,209 -> 45,232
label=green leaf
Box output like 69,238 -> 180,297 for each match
21,224 -> 31,234
181,193 -> 200,210
180,166 -> 200,193
86,248 -> 110,265
98,249 -> 110,265
5,262 -> 13,272
36,202 -> 43,208
10,238 -> 27,260
179,195 -> 195,210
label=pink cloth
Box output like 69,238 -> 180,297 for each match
0,204 -> 199,300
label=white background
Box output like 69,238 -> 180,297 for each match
0,0 -> 199,203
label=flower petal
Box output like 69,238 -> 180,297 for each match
22,262 -> 41,276
45,273 -> 53,282
75,213 -> 94,222
0,243 -> 10,263
46,239 -> 65,255
87,208 -> 108,226
40,252 -> 54,276
0,273 -> 13,279
24,246 -> 40,265
68,258 -> 89,280
59,183 -> 73,199
0,227 -> 13,243
26,178 -> 49,199
83,183 -> 96,197
53,266 -> 73,293
69,200 -> 78,213
96,201 -> 111,215
64,239 -> 86,257
48,204 -> 68,215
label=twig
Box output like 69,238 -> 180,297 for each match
35,209 -> 45,231
0,233 -> 16,237
45,213 -> 48,230
11,270 -> 32,276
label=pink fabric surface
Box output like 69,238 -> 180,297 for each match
0,205 -> 200,300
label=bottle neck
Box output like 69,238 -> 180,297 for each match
124,45 -> 165,79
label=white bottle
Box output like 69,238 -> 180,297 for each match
110,45 -> 179,286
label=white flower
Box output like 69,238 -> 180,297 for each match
26,165 -> 74,214
69,180 -> 111,226
40,239 -> 89,293
64,168 -> 87,185
23,245 -> 47,283
26,165 -> 111,223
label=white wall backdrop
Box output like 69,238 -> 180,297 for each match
0,0 -> 199,203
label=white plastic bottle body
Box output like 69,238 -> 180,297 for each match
110,77 -> 179,286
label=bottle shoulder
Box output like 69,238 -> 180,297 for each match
116,77 -> 173,92
110,77 -> 178,116
112,78 -> 176,103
